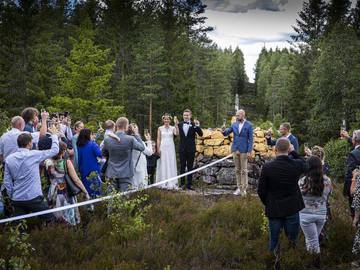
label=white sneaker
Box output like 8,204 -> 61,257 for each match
233,188 -> 241,196
241,190 -> 247,197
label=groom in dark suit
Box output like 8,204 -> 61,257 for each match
177,109 -> 203,190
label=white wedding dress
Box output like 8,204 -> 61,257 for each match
156,126 -> 178,189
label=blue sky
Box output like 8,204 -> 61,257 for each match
203,0 -> 356,82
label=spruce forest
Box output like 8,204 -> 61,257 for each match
1,0 -> 360,146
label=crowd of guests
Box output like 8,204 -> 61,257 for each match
258,128 -> 360,269
0,107 -> 203,225
1,107 -> 360,269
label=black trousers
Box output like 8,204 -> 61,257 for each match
12,196 -> 54,221
180,150 -> 195,188
147,166 -> 156,185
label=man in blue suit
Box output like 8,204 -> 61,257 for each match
222,109 -> 253,196
266,122 -> 299,152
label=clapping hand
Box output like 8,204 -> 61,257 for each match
340,130 -> 349,140
304,147 -> 312,156
174,116 -> 179,126
133,124 -> 139,135
41,110 -> 49,122
48,125 -> 59,135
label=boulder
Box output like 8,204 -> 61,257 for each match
196,145 -> 204,153
254,137 -> 266,144
200,129 -> 212,139
196,139 -> 204,145
202,175 -> 217,184
204,147 -> 214,157
201,166 -> 220,176
254,130 -> 265,138
217,167 -> 236,185
214,145 -> 231,157
254,143 -> 267,153
217,159 -> 235,168
223,139 -> 231,145
204,139 -> 224,146
210,130 -> 225,140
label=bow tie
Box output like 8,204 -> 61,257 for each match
184,122 -> 191,125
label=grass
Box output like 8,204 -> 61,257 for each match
0,183 -> 356,270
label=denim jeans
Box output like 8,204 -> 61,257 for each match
299,213 -> 326,254
268,213 -> 300,251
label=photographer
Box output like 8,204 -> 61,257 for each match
59,112 -> 73,145
127,123 -> 153,188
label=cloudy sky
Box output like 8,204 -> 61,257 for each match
203,0 -> 306,82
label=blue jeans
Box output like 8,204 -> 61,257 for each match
268,213 -> 300,251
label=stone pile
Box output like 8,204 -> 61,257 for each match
194,124 -> 275,188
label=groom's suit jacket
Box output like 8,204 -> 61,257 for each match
178,121 -> 203,153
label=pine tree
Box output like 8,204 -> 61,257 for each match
230,47 -> 248,97
51,17 -> 122,127
308,24 -> 360,144
326,0 -> 351,30
352,0 -> 360,35
292,0 -> 327,45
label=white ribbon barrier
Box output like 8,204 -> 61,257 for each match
0,154 -> 232,224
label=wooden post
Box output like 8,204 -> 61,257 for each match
149,98 -> 153,137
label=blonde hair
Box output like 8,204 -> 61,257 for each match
162,113 -> 172,120
116,117 -> 129,129
104,120 -> 115,130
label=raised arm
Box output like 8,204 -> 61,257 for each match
132,136 -> 145,152
33,135 -> 59,163
222,125 -> 234,137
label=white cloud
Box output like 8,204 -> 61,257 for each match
204,0 -> 289,13
204,1 -> 304,82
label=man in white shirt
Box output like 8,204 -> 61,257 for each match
0,112 -> 48,163
59,115 -> 73,141
4,131 -> 59,220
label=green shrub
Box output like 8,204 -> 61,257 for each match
324,139 -> 351,182
0,188 -> 354,269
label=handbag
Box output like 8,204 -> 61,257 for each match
64,159 -> 82,197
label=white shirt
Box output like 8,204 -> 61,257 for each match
238,120 -> 246,134
4,135 -> 59,201
59,123 -> 73,140
183,122 -> 191,137
0,128 -> 40,160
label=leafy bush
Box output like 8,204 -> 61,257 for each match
324,139 -> 351,182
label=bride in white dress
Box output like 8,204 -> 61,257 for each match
156,114 -> 179,189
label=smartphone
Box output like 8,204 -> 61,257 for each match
341,119 -> 346,131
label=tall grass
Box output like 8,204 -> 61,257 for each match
0,185 -> 355,269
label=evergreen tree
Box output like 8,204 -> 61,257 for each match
326,0 -> 351,30
230,47 -> 248,97
292,0 -> 327,45
50,17 -> 122,126
308,24 -> 360,144
352,0 -> 360,35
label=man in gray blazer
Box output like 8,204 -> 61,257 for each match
102,117 -> 145,192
